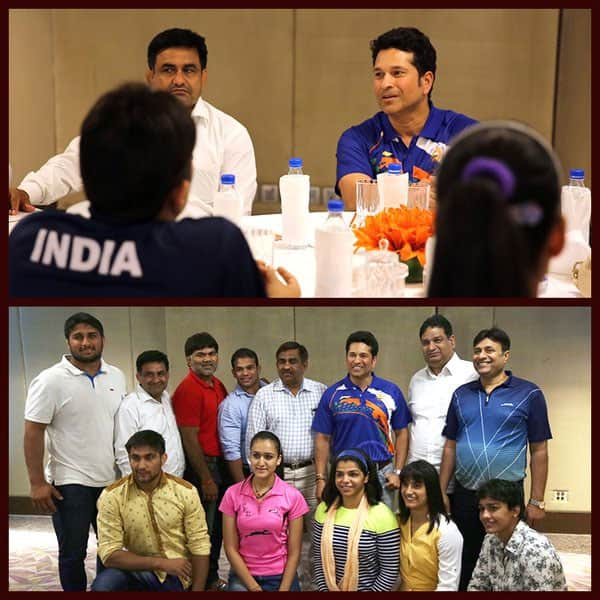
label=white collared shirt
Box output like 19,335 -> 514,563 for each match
407,353 -> 477,470
114,384 -> 186,478
24,355 -> 126,487
20,98 -> 257,217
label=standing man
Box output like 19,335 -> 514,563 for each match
9,27 -> 257,217
92,430 -> 211,591
439,327 -> 552,591
336,27 -> 477,209
246,341 -> 327,591
218,348 -> 266,483
114,350 -> 185,478
171,332 -> 229,592
406,315 -> 477,487
23,312 -> 126,591
312,330 -> 411,509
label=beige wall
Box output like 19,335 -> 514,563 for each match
8,8 -> 590,198
9,306 -> 590,515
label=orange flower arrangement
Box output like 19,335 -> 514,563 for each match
353,206 -> 434,266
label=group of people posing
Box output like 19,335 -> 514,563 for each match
23,312 -> 567,591
9,26 -> 566,297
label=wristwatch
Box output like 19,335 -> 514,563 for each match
393,469 -> 402,476
528,498 -> 546,510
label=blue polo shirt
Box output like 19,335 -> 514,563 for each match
312,373 -> 411,462
9,210 -> 265,297
335,103 -> 477,192
442,371 -> 552,490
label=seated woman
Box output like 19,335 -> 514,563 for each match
468,479 -> 567,591
219,431 -> 309,591
397,460 -> 463,591
428,120 -> 565,297
312,448 -> 399,591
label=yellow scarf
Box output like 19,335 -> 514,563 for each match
320,494 -> 369,591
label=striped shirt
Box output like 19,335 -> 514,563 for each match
312,501 -> 400,591
246,377 -> 326,463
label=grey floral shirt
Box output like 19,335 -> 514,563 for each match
468,520 -> 567,591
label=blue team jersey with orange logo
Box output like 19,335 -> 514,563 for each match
335,103 -> 477,192
312,374 -> 411,462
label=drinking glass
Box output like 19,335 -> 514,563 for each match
407,183 -> 430,210
354,179 -> 382,228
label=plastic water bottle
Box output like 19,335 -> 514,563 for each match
562,169 -> 591,244
213,174 -> 243,228
315,200 -> 354,297
280,158 -> 310,247
378,162 -> 408,208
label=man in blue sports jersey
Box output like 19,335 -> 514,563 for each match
438,327 -> 551,591
312,330 -> 411,510
336,27 -> 477,209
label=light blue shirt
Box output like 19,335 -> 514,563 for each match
218,382 -> 265,465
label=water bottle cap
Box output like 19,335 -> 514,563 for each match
221,174 -> 235,185
289,157 -> 303,168
387,163 -> 402,174
327,199 -> 344,212
569,169 -> 584,179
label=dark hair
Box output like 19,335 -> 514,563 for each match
345,330 -> 379,357
79,82 -> 195,223
250,431 -> 284,479
398,460 -> 449,534
322,448 -> 382,509
64,312 -> 104,339
473,327 -> 511,353
418,315 -> 453,339
477,479 -> 526,520
125,429 -> 166,455
136,350 -> 169,373
429,121 -> 562,297
231,347 -> 259,369
370,27 -> 436,99
185,332 -> 218,357
276,341 -> 308,364
147,28 -> 208,70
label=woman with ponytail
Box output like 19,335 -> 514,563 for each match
312,448 -> 399,591
428,120 -> 565,297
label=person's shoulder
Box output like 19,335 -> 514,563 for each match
10,210 -> 85,237
305,377 -> 327,391
435,105 -> 478,129
201,98 -> 249,131
368,501 -> 400,531
339,112 -> 385,140
164,472 -> 196,491
324,377 -> 349,394
314,501 -> 328,522
103,475 -> 129,494
255,379 -> 277,397
371,374 -> 403,395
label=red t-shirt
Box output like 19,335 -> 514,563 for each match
171,369 -> 227,457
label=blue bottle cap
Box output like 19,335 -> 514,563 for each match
387,163 -> 402,174
221,174 -> 235,185
289,157 -> 303,168
569,169 -> 584,179
327,199 -> 344,212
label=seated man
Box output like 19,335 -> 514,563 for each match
92,430 -> 211,591
336,27 -> 478,209
9,28 -> 257,217
9,82 -> 298,297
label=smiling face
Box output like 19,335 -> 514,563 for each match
136,361 -> 169,401
249,437 -> 281,483
473,338 -> 510,380
373,48 -> 432,117
346,342 -> 377,383
400,477 -> 428,513
66,323 -> 104,365
187,346 -> 218,381
146,46 -> 206,110
335,459 -> 368,506
478,496 -> 520,543
420,326 -> 455,374
232,356 -> 261,394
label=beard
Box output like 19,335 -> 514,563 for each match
70,349 -> 102,364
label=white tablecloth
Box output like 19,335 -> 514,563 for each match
9,208 -> 584,299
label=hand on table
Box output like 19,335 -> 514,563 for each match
257,261 -> 301,297
9,188 -> 35,216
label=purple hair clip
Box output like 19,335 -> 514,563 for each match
461,157 -> 516,199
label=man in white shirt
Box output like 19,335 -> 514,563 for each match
23,312 -> 127,591
406,314 -> 477,489
9,27 -> 257,217
114,350 -> 185,478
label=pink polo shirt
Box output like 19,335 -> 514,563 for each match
219,475 -> 309,576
